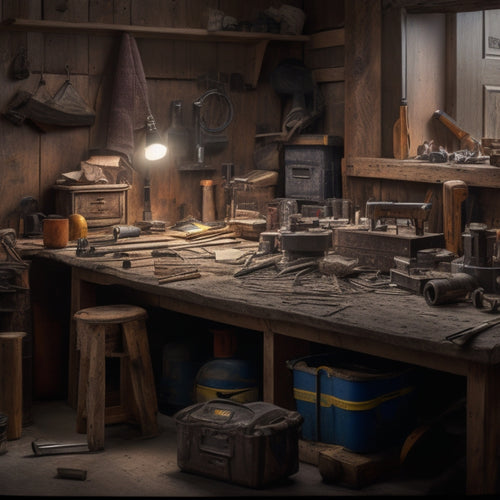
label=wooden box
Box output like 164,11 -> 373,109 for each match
53,184 -> 130,228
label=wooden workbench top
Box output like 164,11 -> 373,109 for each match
16,232 -> 500,370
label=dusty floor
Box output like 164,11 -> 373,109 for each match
0,400 -> 465,497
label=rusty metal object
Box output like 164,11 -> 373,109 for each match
423,273 -> 478,306
32,440 -> 90,456
365,201 -> 432,236
471,287 -> 500,313
333,226 -> 445,274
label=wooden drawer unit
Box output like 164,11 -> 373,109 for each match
54,184 -> 130,228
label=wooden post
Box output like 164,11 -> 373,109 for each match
0,332 -> 27,440
443,180 -> 468,255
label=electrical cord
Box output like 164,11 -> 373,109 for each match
194,88 -> 234,133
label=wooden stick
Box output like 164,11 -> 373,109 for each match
158,271 -> 201,284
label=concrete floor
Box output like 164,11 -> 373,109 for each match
0,400 -> 464,497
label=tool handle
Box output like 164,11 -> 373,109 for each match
393,101 -> 410,159
442,180 -> 468,255
433,110 -> 469,140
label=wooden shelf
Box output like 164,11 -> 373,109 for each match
1,18 -> 309,88
344,157 -> 500,189
0,18 -> 310,43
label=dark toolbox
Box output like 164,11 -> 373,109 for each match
174,399 -> 303,488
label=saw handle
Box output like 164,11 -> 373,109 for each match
433,110 -> 481,152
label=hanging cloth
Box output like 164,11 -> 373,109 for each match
105,33 -> 151,163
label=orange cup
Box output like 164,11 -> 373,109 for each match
43,218 -> 69,249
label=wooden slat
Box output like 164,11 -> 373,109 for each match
344,0 -> 382,157
307,28 -> 344,49
344,157 -> 500,188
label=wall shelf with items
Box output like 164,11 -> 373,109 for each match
1,18 -> 310,88
344,157 -> 500,189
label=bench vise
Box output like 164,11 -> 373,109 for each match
366,201 -> 433,236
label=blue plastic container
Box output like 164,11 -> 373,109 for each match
287,351 -> 417,453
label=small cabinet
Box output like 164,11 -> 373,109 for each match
53,184 -> 130,228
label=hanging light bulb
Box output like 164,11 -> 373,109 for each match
145,114 -> 167,161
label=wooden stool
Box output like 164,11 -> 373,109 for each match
74,305 -> 159,451
0,332 -> 27,440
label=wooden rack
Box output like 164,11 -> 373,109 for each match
1,18 -> 310,88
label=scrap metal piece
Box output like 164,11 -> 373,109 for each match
365,201 -> 433,236
56,468 -> 87,481
32,440 -> 90,456
445,316 -> 500,346
471,287 -> 500,313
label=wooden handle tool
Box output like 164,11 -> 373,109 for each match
393,10 -> 410,159
443,180 -> 468,255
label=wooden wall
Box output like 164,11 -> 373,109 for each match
0,0 -> 345,231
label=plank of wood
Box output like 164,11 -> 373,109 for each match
318,445 -> 401,488
344,157 -> 500,188
306,28 -> 345,49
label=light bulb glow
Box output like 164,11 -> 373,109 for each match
145,143 -> 167,161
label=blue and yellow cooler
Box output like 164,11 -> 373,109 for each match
287,350 -> 417,453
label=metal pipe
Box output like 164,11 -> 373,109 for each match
423,273 -> 478,306
32,440 -> 90,456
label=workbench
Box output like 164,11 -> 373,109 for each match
17,232 -> 500,495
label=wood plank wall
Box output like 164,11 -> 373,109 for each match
0,0 -> 345,231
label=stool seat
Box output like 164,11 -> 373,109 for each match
74,304 -> 158,451
74,304 -> 147,324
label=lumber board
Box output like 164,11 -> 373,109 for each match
344,157 -> 500,188
318,445 -> 401,488
306,28 -> 345,49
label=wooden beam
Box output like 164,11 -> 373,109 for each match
344,157 -> 500,188
344,0 -> 382,157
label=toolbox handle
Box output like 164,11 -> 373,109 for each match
248,409 -> 303,434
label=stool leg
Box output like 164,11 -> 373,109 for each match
122,320 -> 159,438
85,324 -> 106,451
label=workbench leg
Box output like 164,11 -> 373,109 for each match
262,328 -> 275,404
262,325 -> 309,409
68,269 -> 97,409
466,362 -> 500,495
